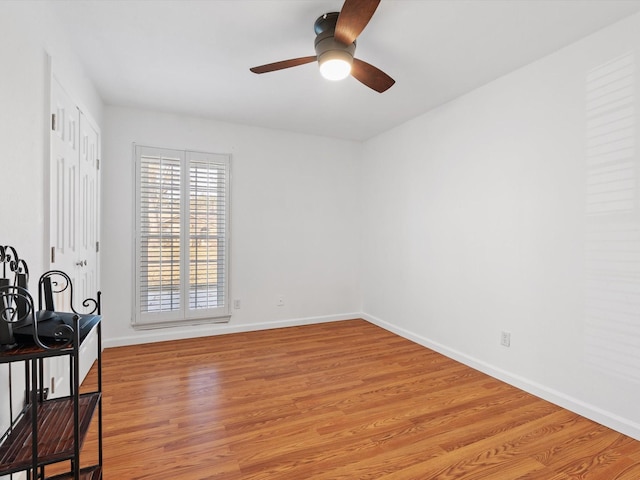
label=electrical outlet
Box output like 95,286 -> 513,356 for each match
277,295 -> 285,307
501,331 -> 511,347
233,299 -> 241,309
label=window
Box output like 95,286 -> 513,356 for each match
134,145 -> 230,327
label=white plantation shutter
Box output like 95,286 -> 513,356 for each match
134,146 -> 230,327
139,150 -> 182,316
188,152 -> 228,311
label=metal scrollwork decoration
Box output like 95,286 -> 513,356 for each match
0,285 -> 69,351
0,245 -> 77,350
0,245 -> 43,349
39,270 -> 101,315
0,244 -> 29,281
0,283 -> 30,350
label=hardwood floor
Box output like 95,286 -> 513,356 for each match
77,319 -> 640,479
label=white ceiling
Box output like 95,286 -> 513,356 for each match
51,0 -> 640,141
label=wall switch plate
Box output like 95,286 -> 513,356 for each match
501,331 -> 511,347
277,295 -> 285,307
233,299 -> 241,309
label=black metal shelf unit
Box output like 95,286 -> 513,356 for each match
0,245 -> 103,480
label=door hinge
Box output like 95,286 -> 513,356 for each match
96,241 -> 100,253
96,158 -> 100,170
51,113 -> 56,131
50,246 -> 55,263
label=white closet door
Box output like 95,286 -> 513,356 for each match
77,111 -> 100,383
49,76 -> 101,395
50,77 -> 80,298
78,111 -> 99,304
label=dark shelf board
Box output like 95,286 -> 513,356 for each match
0,393 -> 101,476
0,341 -> 74,362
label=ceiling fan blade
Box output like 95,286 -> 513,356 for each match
351,58 -> 395,93
250,56 -> 317,74
335,0 -> 381,45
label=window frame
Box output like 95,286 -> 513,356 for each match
133,144 -> 231,328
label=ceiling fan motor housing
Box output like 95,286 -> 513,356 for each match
314,12 -> 340,35
314,12 -> 356,64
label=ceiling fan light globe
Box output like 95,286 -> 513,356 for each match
320,58 -> 352,80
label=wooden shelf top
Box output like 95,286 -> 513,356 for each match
0,393 -> 100,476
0,341 -> 75,362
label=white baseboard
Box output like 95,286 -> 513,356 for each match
362,313 -> 640,442
103,312 -> 361,348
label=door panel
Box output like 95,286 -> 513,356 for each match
48,77 -> 101,397
78,112 -> 99,303
51,78 -> 79,299
49,78 -> 79,397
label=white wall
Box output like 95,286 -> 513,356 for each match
101,106 -> 362,346
1,3 -> 49,269
360,12 -> 640,440
0,3 -> 103,476
0,0 -> 102,279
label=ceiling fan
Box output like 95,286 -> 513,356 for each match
250,0 -> 395,93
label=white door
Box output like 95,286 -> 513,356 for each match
49,76 -> 101,396
50,77 -> 80,296
78,111 -> 100,303
76,111 -> 100,383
